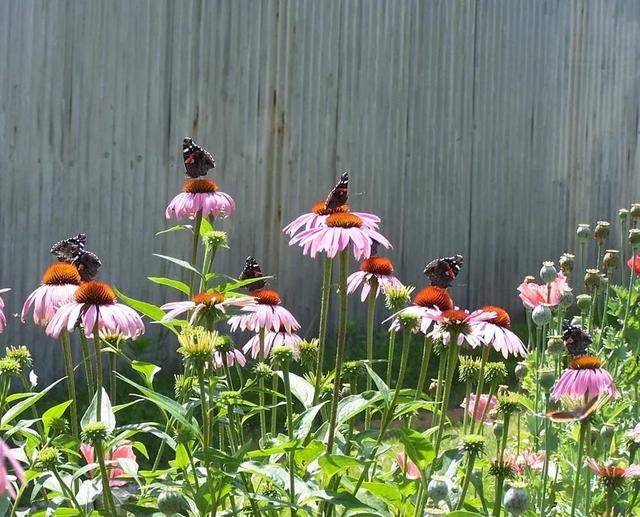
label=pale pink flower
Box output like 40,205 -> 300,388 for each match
81,442 -> 137,487
227,289 -> 299,333
213,348 -> 246,369
289,212 -> 391,260
283,201 -> 381,238
243,329 -> 302,360
460,393 -> 497,423
0,288 -> 9,334
386,286 -> 455,333
551,355 -> 618,401
517,450 -> 547,473
46,281 -> 144,339
626,423 -> 640,444
161,291 -> 255,323
428,309 -> 495,348
396,453 -> 422,479
165,178 -> 235,221
586,458 -> 640,481
347,257 -> 404,302
475,306 -> 527,358
517,272 -> 569,309
0,440 -> 24,499
21,263 -> 81,326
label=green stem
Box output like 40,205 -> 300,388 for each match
456,452 -> 478,510
462,380 -> 471,434
189,211 -> 203,297
271,374 -> 278,436
60,331 -> 78,439
94,319 -> 103,422
570,421 -> 587,517
258,328 -> 267,444
432,347 -> 448,427
95,440 -> 117,515
282,363 -> 297,516
109,346 -> 117,407
78,330 -> 95,401
313,257 -> 333,405
385,329 -> 397,388
540,395 -> 551,512
469,346 -> 490,434
326,250 -> 349,454
9,482 -> 28,517
364,281 -> 378,431
51,467 -> 82,512
622,248 -> 638,337
415,335 -> 433,401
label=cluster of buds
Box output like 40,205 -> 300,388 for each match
0,345 -> 33,380
458,356 -> 481,383
298,339 -> 319,371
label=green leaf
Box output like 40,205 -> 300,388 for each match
42,400 -> 73,437
170,443 -> 190,470
293,402 -> 327,440
113,288 -> 165,321
317,455 -> 363,478
219,275 -> 274,293
336,394 -> 381,425
364,365 -> 391,403
81,388 -> 116,432
131,361 -> 161,387
361,482 -> 403,507
199,216 -> 214,235
147,276 -> 190,295
278,371 -> 315,409
447,512 -> 486,517
1,378 -> 64,427
156,224 -> 192,236
399,427 -> 435,471
153,253 -> 201,276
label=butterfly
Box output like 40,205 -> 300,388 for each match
423,255 -> 464,289
50,234 -> 102,282
183,137 -> 215,178
563,322 -> 592,357
546,395 -> 606,423
239,256 -> 266,291
324,172 -> 349,211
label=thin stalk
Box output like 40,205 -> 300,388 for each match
189,211 -> 203,297
432,348 -> 448,427
60,331 -> 78,439
94,318 -> 103,422
415,335 -> 433,402
622,249 -> 638,337
385,329 -> 397,387
469,346 -> 491,434
326,250 -> 349,454
313,257 -> 333,404
462,379 -> 471,434
9,482 -> 28,517
570,421 -> 587,517
271,374 -> 278,436
621,218 -> 628,287
51,467 -> 82,512
492,412 -> 512,517
78,330 -> 95,400
364,280 -> 378,431
95,440 -> 117,515
258,328 -> 267,444
456,452 -> 478,510
109,347 -> 117,407
282,362 -> 297,516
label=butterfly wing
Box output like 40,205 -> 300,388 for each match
75,251 -> 101,282
239,256 -> 266,291
324,172 -> 349,211
562,323 -> 592,357
546,396 -> 600,423
183,137 -> 215,178
50,234 -> 86,263
424,254 -> 464,288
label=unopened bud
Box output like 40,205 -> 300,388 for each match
619,208 -> 630,221
559,289 -> 574,309
538,368 -> 556,391
504,482 -> 530,516
157,488 -> 183,516
629,229 -> 640,246
546,335 -> 564,356
514,362 -> 528,381
576,224 -> 591,240
631,204 -> 640,219
523,275 -> 536,284
427,475 -> 449,503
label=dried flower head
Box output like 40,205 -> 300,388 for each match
594,221 -> 610,242
583,269 -> 601,291
619,208 -> 630,221
559,252 -> 575,273
602,249 -> 620,271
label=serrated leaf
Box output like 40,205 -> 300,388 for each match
147,276 -> 190,295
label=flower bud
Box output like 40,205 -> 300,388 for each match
427,475 -> 449,503
485,362 -> 508,384
503,482 -> 530,516
398,311 -> 420,332
429,379 -> 439,398
559,288 -> 574,309
630,229 -> 640,246
514,363 -> 528,381
539,261 -> 557,284
459,434 -> 486,456
594,221 -> 610,242
298,339 -> 319,370
493,421 -> 504,439
584,269 -> 601,291
157,488 -> 183,516
559,253 -> 575,274
5,346 -> 32,369
631,203 -> 640,219
538,368 -> 556,391
81,422 -> 109,445
270,345 -> 294,368
0,358 -> 21,378
384,285 -> 415,312
343,360 -> 366,379
202,230 -> 229,250
522,275 -> 535,284
576,294 -> 592,312
531,305 -> 552,327
619,208 -> 629,221
576,224 -> 591,240
253,362 -> 274,380
37,447 -> 60,470
546,335 -> 564,356
602,249 -> 620,271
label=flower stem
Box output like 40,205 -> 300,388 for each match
470,346 -> 490,434
95,440 -> 117,515
282,362 -> 297,516
109,346 -> 117,407
456,451 -> 478,510
51,466 -> 82,512
78,330 -> 95,401
326,250 -> 348,454
94,319 -> 103,422
60,331 -> 79,439
189,211 -> 203,297
385,329 -> 397,388
258,328 -> 267,444
313,256 -> 333,405
415,335 -> 433,403
271,374 -> 278,436
432,348 -> 448,428
364,280 -> 377,431
570,421 -> 587,517
540,394 -> 551,513
493,412 -> 512,516
622,248 -> 638,337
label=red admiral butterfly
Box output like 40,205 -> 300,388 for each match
423,255 -> 464,289
239,256 -> 266,291
183,137 -> 215,178
324,172 -> 349,211
562,322 -> 591,357
50,234 -> 102,282
546,395 -> 605,423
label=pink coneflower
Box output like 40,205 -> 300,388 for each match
0,288 -> 9,334
161,291 -> 255,323
586,458 -> 640,487
461,393 -> 497,423
347,257 -> 404,302
288,212 -> 391,260
476,306 -> 527,358
81,442 -> 138,487
396,452 -> 422,479
0,440 -> 24,499
46,281 -> 145,339
428,309 -> 495,348
627,255 -> 640,274
213,347 -> 246,369
626,423 -> 640,444
243,328 -> 302,360
21,263 -> 81,326
386,286 -> 453,333
165,178 -> 235,221
283,200 -> 381,238
551,356 -> 619,401
517,272 -> 569,309
228,288 -> 299,333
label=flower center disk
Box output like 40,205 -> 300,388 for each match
42,263 -> 81,286
74,281 -> 117,306
183,179 -> 218,194
482,305 -> 511,328
569,355 -> 602,370
311,200 -> 349,216
192,291 -> 225,306
251,288 -> 281,305
361,257 -> 394,276
325,212 -> 362,228
413,286 -> 453,311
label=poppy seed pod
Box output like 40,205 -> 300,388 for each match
584,269 -> 601,291
631,203 -> 640,219
523,275 -> 535,284
576,294 -> 592,312
514,362 -> 528,381
503,482 -> 530,516
576,224 -> 591,240
546,335 -> 564,356
594,221 -> 610,242
539,261 -> 558,284
538,368 -> 556,391
619,208 -> 629,221
629,229 -> 640,246
427,475 -> 449,503
493,421 -> 504,439
531,305 -> 552,326
559,288 -> 574,309
602,249 -> 620,271
158,488 -> 183,516
559,253 -> 575,273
